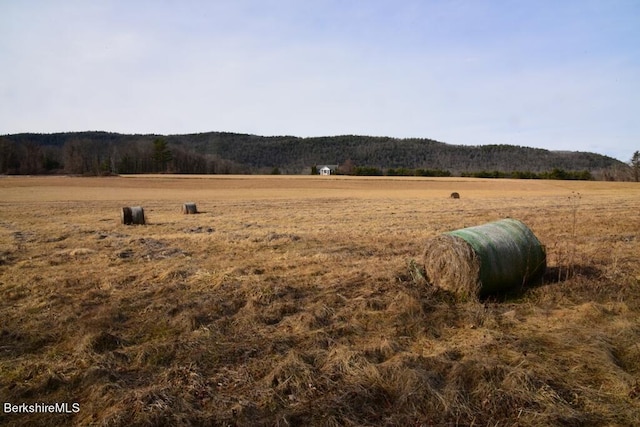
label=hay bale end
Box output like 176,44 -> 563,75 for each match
450,192 -> 460,199
121,206 -> 146,225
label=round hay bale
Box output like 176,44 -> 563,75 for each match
121,206 -> 145,225
182,202 -> 198,214
450,192 -> 460,199
423,218 -> 546,297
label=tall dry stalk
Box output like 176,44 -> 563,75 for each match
553,191 -> 582,282
566,191 -> 581,281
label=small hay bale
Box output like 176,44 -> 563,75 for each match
450,192 -> 460,199
423,218 -> 546,297
182,202 -> 198,214
121,206 -> 145,225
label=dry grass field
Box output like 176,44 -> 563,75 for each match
1,175 -> 639,426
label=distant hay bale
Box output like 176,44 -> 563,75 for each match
450,192 -> 460,199
182,202 -> 198,214
423,218 -> 546,297
121,206 -> 145,225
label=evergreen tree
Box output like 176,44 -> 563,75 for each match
631,151 -> 640,182
152,138 -> 172,172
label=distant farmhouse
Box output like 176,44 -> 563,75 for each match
318,165 -> 339,175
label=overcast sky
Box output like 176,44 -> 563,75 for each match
1,1 -> 638,161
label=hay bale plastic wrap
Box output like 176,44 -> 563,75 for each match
182,202 -> 198,214
423,219 -> 546,297
121,206 -> 146,225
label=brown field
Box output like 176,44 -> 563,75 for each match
1,175 -> 639,426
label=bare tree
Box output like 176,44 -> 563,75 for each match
63,139 -> 87,174
339,159 -> 354,175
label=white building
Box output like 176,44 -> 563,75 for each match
318,165 -> 338,175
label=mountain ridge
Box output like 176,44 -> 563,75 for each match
0,131 -> 630,179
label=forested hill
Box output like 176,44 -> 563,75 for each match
0,131 -> 630,178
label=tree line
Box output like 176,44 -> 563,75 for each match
0,133 -> 249,175
319,165 -> 594,180
0,131 -> 635,180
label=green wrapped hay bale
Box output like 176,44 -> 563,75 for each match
423,219 -> 546,297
